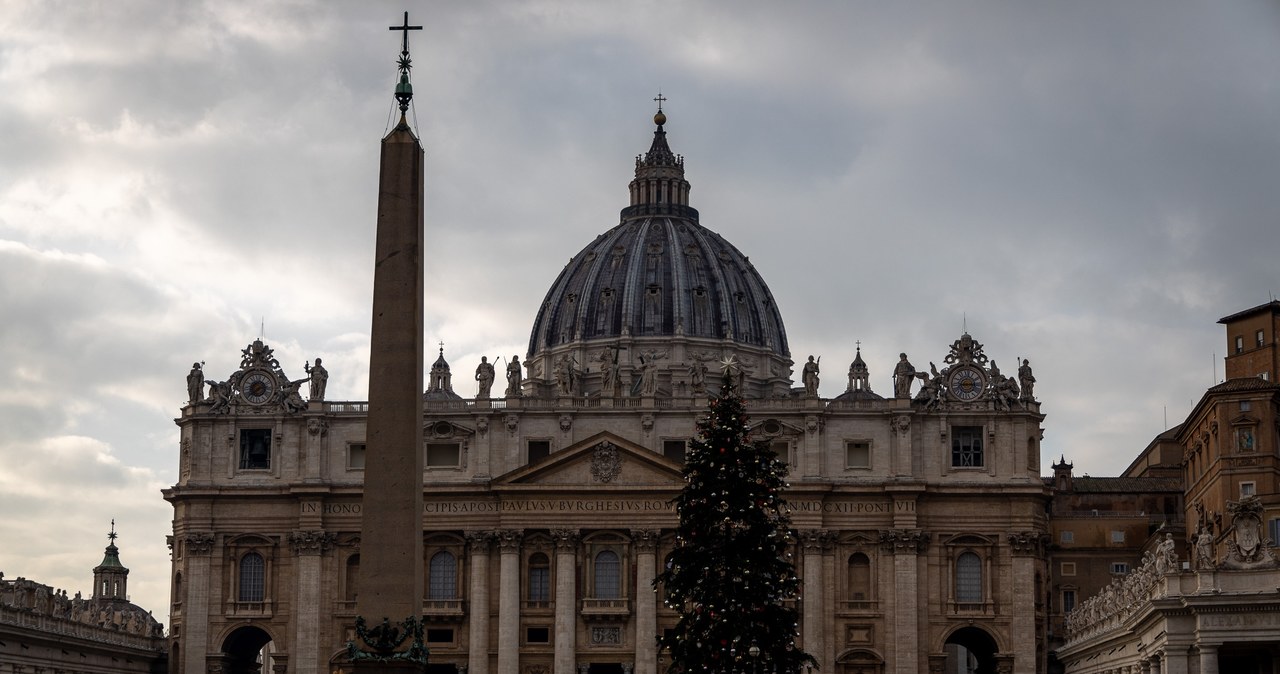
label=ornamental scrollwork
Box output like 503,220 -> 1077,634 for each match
346,615 -> 428,665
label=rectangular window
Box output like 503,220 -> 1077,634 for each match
426,628 -> 454,644
1269,519 -> 1280,546
845,441 -> 871,469
1236,335 -> 1245,354
525,626 -> 550,644
1060,562 -> 1077,576
1111,562 -> 1129,574
951,426 -> 984,468
527,440 -> 551,464
1059,531 -> 1074,544
1241,400 -> 1253,411
663,439 -> 687,463
1110,530 -> 1125,544
1262,372 -> 1272,381
1258,329 -> 1266,347
426,442 -> 461,467
1241,482 -> 1257,498
528,565 -> 550,603
239,429 -> 271,470
1062,590 -> 1077,614
347,443 -> 366,470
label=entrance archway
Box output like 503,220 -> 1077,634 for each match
220,624 -> 274,674
943,626 -> 999,674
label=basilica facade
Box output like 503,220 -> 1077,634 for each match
166,112 -> 1051,674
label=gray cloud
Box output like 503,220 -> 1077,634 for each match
1,0 -> 1277,622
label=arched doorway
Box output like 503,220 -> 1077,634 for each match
943,626 -> 999,674
220,624 -> 274,674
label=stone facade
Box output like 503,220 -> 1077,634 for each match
166,336 -> 1050,674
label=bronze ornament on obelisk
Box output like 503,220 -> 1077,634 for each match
348,12 -> 428,673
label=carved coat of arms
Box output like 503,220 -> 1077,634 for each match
590,442 -> 622,483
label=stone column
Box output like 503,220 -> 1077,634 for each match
632,530 -> 660,674
1198,645 -> 1218,674
880,529 -> 926,674
799,530 -> 827,672
467,532 -> 494,674
497,530 -> 524,674
1160,649 -> 1188,674
1007,532 -> 1045,674
552,529 -> 579,674
183,533 -> 215,674
290,530 -> 335,674
1149,655 -> 1161,674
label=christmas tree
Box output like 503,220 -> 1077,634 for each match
657,363 -> 815,674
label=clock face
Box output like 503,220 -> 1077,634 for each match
949,367 -> 985,401
240,370 -> 276,405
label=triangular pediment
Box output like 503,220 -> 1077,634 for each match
493,431 -> 685,488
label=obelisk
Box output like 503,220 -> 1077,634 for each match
352,12 -> 427,673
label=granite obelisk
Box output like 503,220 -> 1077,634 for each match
351,13 -> 427,673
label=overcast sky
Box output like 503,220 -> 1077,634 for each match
1,0 -> 1277,625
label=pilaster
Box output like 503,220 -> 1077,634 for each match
467,531 -> 494,674
631,530 -> 660,674
552,529 -> 579,674
498,530 -> 524,674
880,529 -> 927,674
290,530 -> 335,674
184,532 -> 215,674
1007,531 -> 1046,674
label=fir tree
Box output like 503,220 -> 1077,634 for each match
657,365 -> 815,674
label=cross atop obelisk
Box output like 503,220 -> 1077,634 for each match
349,13 -> 428,673
389,12 -> 422,114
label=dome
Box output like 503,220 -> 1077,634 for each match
528,114 -> 790,360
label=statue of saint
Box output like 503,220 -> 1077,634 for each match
556,355 -> 579,396
634,350 -> 667,396
304,358 -> 328,401
689,356 -> 708,394
802,355 -> 821,396
186,362 -> 204,404
475,356 -> 495,399
506,355 -> 523,396
893,353 -> 916,398
598,349 -> 619,394
1018,359 -> 1036,400
1194,526 -> 1216,571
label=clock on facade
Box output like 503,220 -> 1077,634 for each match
239,370 -> 277,405
948,366 -> 985,401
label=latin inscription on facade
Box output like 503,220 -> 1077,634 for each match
302,498 -> 915,516
1201,612 -> 1280,628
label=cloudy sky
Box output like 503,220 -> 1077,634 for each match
2,0 -> 1278,623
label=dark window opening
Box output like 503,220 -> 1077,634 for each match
663,440 -> 687,463
528,440 -> 551,464
239,429 -> 271,470
526,626 -> 550,643
951,426 -> 984,468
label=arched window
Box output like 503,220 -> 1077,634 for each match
345,555 -> 360,602
239,552 -> 265,602
428,551 -> 457,600
956,552 -> 982,603
593,550 -> 621,599
847,553 -> 871,601
528,553 -> 550,603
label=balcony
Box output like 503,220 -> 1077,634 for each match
423,599 -> 466,622
581,598 -> 630,622
837,599 -> 880,615
228,600 -> 272,618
